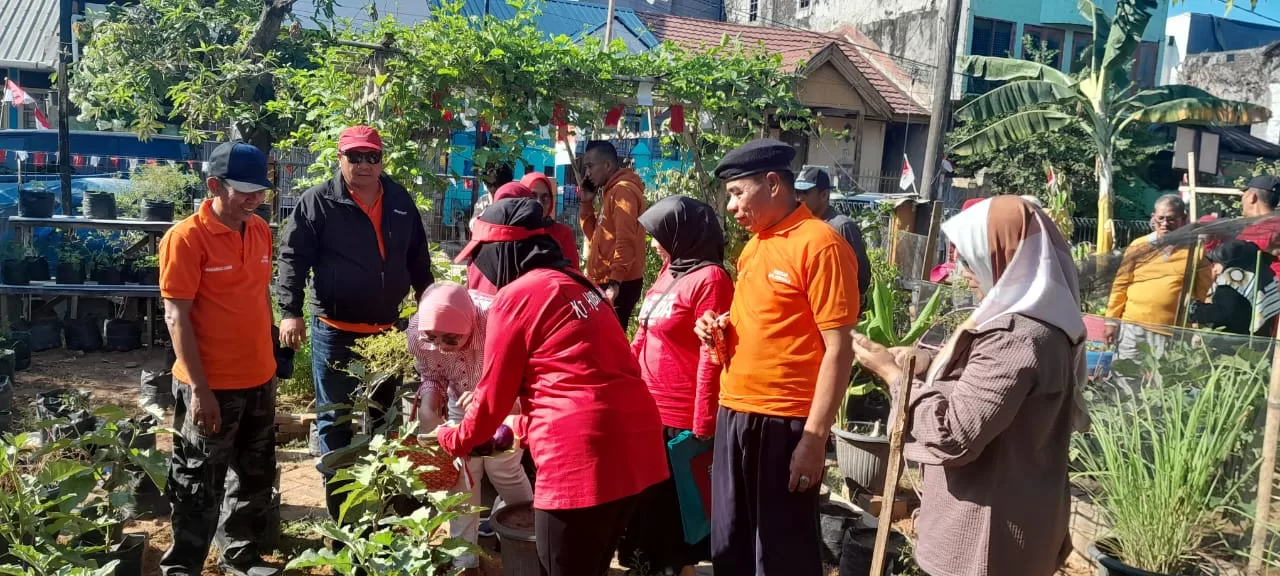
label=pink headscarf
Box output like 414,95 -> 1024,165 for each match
520,172 -> 557,217
416,282 -> 477,341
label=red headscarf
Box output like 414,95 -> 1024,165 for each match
520,172 -> 557,218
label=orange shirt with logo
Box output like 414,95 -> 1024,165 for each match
720,204 -> 861,418
320,183 -> 392,334
160,199 -> 276,390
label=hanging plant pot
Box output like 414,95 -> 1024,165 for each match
104,319 -> 142,352
141,199 -> 174,222
18,189 -> 55,218
56,261 -> 85,284
24,256 -> 50,281
92,263 -> 123,285
2,259 -> 28,286
84,191 -> 118,220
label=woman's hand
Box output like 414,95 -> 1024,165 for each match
852,332 -> 903,385
888,347 -> 931,377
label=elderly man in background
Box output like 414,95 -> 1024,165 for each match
696,139 -> 859,575
275,125 -> 435,520
794,166 -> 871,309
579,140 -> 647,325
1105,194 -> 1211,359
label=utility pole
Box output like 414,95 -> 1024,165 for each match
57,0 -> 74,215
604,0 -> 616,44
918,0 -> 964,274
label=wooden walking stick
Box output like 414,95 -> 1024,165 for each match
870,354 -> 916,576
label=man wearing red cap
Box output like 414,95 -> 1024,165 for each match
275,125 -> 435,519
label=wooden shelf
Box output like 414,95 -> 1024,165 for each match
8,215 -> 175,233
0,282 -> 160,298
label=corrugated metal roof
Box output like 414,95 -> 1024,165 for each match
0,0 -> 59,71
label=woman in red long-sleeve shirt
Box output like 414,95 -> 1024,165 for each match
437,197 -> 667,576
619,195 -> 734,576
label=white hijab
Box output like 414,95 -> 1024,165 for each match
930,197 -> 1089,432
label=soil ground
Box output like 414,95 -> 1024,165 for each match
13,349 -> 1094,576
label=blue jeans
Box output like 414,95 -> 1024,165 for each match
310,318 -> 401,474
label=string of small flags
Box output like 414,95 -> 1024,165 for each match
0,150 -> 213,173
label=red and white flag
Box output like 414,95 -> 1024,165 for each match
899,154 -> 916,191
1047,165 -> 1057,188
4,78 -> 51,130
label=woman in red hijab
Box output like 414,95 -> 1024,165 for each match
468,180 -> 581,294
438,197 -> 667,576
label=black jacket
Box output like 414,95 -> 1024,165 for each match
276,173 -> 434,326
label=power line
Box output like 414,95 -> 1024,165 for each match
1207,0 -> 1280,27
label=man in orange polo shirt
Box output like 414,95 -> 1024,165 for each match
696,139 -> 859,575
276,126 -> 435,520
159,142 -> 278,576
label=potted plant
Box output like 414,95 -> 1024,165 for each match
1076,343 -> 1267,575
67,406 -> 165,575
17,186 -> 56,218
0,431 -> 119,576
120,164 -> 195,221
2,243 -> 28,286
88,248 -> 122,286
54,243 -> 86,285
131,255 -> 159,286
82,191 -> 117,220
287,424 -> 477,576
24,245 -> 51,282
832,275 -> 942,495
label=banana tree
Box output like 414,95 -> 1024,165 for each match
950,0 -> 1271,254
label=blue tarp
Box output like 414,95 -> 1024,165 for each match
1186,13 -> 1280,55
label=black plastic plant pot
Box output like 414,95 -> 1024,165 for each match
84,191 -> 118,220
84,532 -> 146,576
141,199 -> 174,222
0,376 -> 11,435
92,264 -> 123,286
1087,540 -> 1177,576
2,259 -> 28,286
0,349 -> 14,382
24,256 -> 50,281
137,266 -> 159,286
27,322 -> 62,352
17,189 -> 55,218
56,262 -> 85,285
104,319 -> 142,352
5,331 -> 31,371
64,317 -> 103,352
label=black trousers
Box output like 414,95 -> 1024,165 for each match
535,493 -> 640,576
612,278 -> 645,327
711,406 -> 822,576
161,379 -> 276,576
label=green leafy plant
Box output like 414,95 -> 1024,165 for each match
286,428 -> 476,575
119,165 -> 198,219
66,406 -> 168,545
346,328 -> 416,384
951,0 -> 1269,253
1073,343 -> 1268,573
54,242 -> 85,268
0,433 -> 103,575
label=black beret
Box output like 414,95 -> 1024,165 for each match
1246,174 -> 1280,193
714,139 -> 796,182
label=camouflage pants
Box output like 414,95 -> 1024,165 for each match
160,379 -> 277,576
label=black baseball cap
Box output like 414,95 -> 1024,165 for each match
795,166 -> 832,192
208,142 -> 273,192
1246,174 -> 1280,194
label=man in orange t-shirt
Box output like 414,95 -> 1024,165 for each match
696,139 -> 860,575
158,141 -> 278,576
275,126 -> 435,520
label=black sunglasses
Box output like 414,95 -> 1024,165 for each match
345,151 -> 383,165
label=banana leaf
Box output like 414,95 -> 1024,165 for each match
955,80 -> 1077,122
950,109 -> 1076,156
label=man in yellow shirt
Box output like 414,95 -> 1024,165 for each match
1105,194 -> 1211,359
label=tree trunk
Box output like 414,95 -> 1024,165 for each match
1095,151 -> 1114,255
232,0 -> 296,156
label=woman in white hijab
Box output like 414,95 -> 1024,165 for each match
852,195 -> 1087,576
